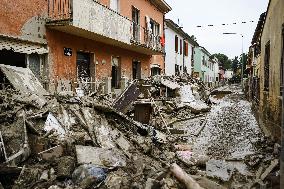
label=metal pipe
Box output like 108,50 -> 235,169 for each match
281,24 -> 284,189
241,34 -> 244,89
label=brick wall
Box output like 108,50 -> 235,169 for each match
0,0 -> 47,43
46,30 -> 152,82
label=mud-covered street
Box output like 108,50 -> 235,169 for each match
171,85 -> 280,188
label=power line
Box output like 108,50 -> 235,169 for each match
196,20 -> 256,28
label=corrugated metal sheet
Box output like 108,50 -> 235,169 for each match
0,37 -> 48,54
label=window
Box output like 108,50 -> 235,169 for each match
264,41 -> 270,91
202,56 -> 205,66
184,41 -> 188,56
132,7 -> 140,41
281,25 -> 284,95
150,19 -> 160,36
175,35 -> 178,53
180,39 -> 182,54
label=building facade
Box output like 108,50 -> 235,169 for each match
164,19 -> 197,76
0,0 -> 171,94
213,57 -> 220,85
224,70 -> 234,80
246,13 -> 265,103
256,0 -> 283,141
193,46 -> 212,84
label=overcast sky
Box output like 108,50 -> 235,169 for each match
165,0 -> 269,59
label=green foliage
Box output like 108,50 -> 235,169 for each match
211,53 -> 232,70
232,56 -> 239,74
239,53 -> 248,73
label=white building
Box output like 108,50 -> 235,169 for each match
164,19 -> 198,76
224,70 -> 234,80
212,57 -> 220,85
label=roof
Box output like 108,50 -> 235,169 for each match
199,46 -> 211,57
150,0 -> 172,13
253,0 -> 271,44
251,12 -> 266,45
165,19 -> 199,46
0,34 -> 48,54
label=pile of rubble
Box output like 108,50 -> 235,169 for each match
0,65 -> 278,188
0,65 -> 219,189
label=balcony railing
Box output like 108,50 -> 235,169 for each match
48,0 -> 72,21
131,23 -> 163,52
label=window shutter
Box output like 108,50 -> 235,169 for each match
184,42 -> 188,56
175,36 -> 178,53
180,39 -> 182,54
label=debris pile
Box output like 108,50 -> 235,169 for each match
0,66 -> 215,189
0,65 -> 278,188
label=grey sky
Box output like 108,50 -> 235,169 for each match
165,0 -> 269,59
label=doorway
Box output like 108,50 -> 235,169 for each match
132,60 -> 141,80
111,56 -> 121,89
76,52 -> 91,83
151,65 -> 161,76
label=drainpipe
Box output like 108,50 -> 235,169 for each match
281,24 -> 284,189
281,42 -> 284,189
183,39 -> 185,75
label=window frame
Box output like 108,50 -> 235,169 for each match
264,41 -> 270,92
175,35 -> 178,53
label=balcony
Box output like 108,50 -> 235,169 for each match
131,23 -> 163,53
46,0 -> 163,55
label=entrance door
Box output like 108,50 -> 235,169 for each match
111,56 -> 121,88
132,60 -> 141,80
76,52 -> 90,85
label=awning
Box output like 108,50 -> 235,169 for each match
0,36 -> 48,54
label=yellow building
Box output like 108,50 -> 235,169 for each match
247,13 -> 265,102
258,0 -> 283,141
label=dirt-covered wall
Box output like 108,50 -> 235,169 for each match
259,0 -> 284,141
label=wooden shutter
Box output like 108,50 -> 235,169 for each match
184,42 -> 188,56
180,39 -> 182,54
175,35 -> 178,53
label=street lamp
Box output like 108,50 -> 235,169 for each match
223,33 -> 244,88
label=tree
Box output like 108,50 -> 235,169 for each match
211,53 -> 232,70
231,56 -> 239,74
239,53 -> 248,77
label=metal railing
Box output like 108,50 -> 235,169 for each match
48,0 -> 72,21
131,23 -> 163,52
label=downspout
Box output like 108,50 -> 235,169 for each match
162,14 -> 166,75
183,39 -> 185,75
281,23 -> 284,189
